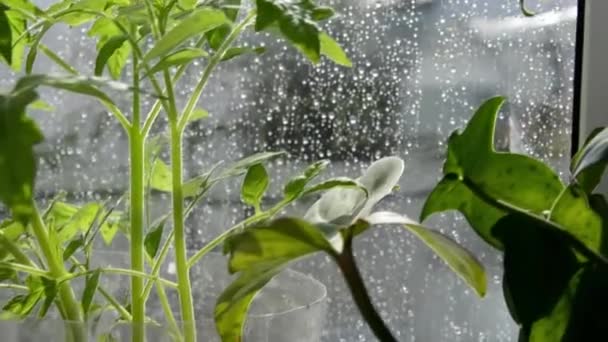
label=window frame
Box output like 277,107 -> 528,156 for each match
574,0 -> 608,194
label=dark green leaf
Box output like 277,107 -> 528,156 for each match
571,127 -> 608,191
320,33 -> 351,67
0,5 -> 14,65
241,164 -> 269,209
363,211 -> 487,297
311,7 -> 334,21
144,8 -> 228,61
63,236 -> 84,261
82,269 -> 101,316
0,88 -> 43,222
38,277 -> 56,318
421,97 -> 564,248
144,219 -> 165,259
146,48 -> 208,75
226,218 -> 336,273
2,293 -> 42,317
0,264 -> 16,281
492,214 -> 580,329
94,35 -> 128,78
205,0 -> 240,49
255,0 -> 322,63
221,46 -> 266,61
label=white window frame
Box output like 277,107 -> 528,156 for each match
576,0 -> 608,194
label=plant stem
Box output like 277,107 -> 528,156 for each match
130,53 -> 146,342
31,205 -> 85,340
336,238 -> 397,342
177,10 -> 256,129
170,120 -> 197,342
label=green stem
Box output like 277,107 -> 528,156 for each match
170,120 -> 196,342
30,206 -> 85,339
177,10 -> 256,129
335,238 -> 397,342
0,232 -> 37,267
155,280 -> 183,342
130,53 -> 146,342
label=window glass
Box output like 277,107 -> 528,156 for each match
1,0 -> 578,340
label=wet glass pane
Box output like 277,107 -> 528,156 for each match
0,0 -> 578,340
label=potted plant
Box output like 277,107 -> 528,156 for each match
422,96 -> 608,341
0,0 -> 356,341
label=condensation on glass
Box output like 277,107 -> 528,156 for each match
0,0 -> 578,340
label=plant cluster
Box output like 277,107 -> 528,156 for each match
422,97 -> 608,341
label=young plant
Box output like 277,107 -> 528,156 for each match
218,156 -> 487,341
0,0 -> 352,341
422,97 -> 608,341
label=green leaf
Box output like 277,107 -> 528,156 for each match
100,221 -> 119,246
205,0 -> 241,49
189,108 -> 209,122
241,164 -> 269,209
215,261 -> 286,341
1,7 -> 26,71
0,264 -> 16,281
571,126 -> 608,191
255,0 -> 322,63
146,48 -> 208,75
150,158 -> 173,193
421,97 -> 564,248
319,33 -> 351,67
15,75 -> 122,105
55,202 -> 102,243
144,218 -> 165,259
144,8 -> 228,61
283,160 -> 329,200
226,218 -> 335,273
492,214 -> 580,329
178,0 -> 197,9
29,99 -> 54,111
221,46 -> 266,61
25,22 -> 52,74
0,5 -> 14,65
82,269 -> 101,316
363,211 -> 487,297
216,151 -> 285,179
301,177 -> 365,197
549,185 -> 606,258
422,177 -> 507,248
0,88 -> 43,222
38,277 -> 56,318
94,35 -> 128,78
217,218 -> 336,340
59,0 -> 107,26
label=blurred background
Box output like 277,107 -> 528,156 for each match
0,0 -> 578,340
